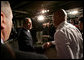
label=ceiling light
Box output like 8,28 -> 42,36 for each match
41,10 -> 46,13
41,9 -> 49,14
37,15 -> 45,21
69,10 -> 78,15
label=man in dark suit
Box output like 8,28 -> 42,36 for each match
17,18 -> 34,52
1,1 -> 47,59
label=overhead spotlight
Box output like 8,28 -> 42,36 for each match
37,15 -> 45,21
47,10 -> 49,12
41,10 -> 46,13
41,9 -> 49,14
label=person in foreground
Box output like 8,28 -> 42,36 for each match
1,1 -> 47,59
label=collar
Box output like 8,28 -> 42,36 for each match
1,39 -> 4,44
56,21 -> 67,31
27,30 -> 30,32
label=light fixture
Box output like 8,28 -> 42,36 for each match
69,10 -> 78,15
41,10 -> 46,13
41,9 -> 49,14
37,15 -> 45,21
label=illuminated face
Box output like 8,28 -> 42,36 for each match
26,19 -> 32,30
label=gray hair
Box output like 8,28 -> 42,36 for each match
1,1 -> 12,20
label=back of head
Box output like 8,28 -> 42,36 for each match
53,9 -> 67,27
53,9 -> 67,21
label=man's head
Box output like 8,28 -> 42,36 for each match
53,9 -> 67,28
23,18 -> 32,30
1,1 -> 13,42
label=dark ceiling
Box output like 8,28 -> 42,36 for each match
9,1 -> 83,19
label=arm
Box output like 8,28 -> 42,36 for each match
51,41 -> 56,45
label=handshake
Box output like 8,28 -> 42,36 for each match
42,41 -> 55,49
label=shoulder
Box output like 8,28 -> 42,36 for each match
65,23 -> 81,34
19,28 -> 27,34
1,44 -> 15,59
55,22 -> 78,37
59,22 -> 78,33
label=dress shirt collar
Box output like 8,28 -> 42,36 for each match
27,30 -> 30,32
1,38 -> 4,44
56,21 -> 67,31
57,21 -> 67,29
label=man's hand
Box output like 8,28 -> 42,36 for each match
42,42 -> 52,49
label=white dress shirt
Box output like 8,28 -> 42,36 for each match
27,30 -> 30,33
54,21 -> 83,59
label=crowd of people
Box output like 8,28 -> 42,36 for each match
1,1 -> 83,59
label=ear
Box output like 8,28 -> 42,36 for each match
1,12 -> 6,29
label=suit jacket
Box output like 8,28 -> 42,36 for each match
15,49 -> 48,59
1,43 -> 15,59
17,28 -> 34,52
1,43 -> 48,59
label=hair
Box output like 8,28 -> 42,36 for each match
1,1 -> 12,20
